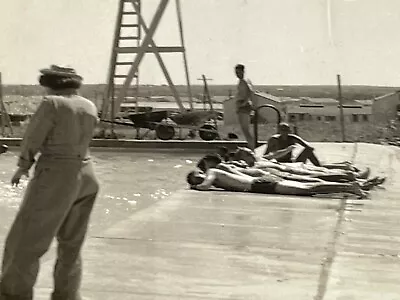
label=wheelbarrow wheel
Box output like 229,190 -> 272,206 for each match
155,124 -> 175,140
199,124 -> 218,141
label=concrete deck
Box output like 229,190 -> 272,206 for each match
9,143 -> 400,299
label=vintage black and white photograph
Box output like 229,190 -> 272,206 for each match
0,0 -> 398,299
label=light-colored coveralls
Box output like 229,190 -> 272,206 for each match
236,78 -> 255,149
0,93 -> 99,300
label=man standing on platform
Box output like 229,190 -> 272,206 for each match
234,64 -> 255,150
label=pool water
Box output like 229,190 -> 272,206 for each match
0,150 -> 201,236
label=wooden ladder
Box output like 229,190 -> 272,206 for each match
100,0 -> 193,138
103,0 -> 142,120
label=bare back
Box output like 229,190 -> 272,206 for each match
211,168 -> 253,192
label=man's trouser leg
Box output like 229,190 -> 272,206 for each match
0,164 -> 81,300
237,112 -> 255,150
51,162 -> 99,300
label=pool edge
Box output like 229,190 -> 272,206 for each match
0,138 -> 268,150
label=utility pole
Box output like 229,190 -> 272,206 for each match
337,74 -> 345,142
0,73 -> 13,136
197,76 -> 213,109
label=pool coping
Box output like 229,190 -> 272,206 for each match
0,138 -> 268,150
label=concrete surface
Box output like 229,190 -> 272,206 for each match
4,142 -> 400,299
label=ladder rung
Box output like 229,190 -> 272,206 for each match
116,46 -> 185,53
119,36 -> 140,40
114,74 -> 138,78
116,61 -> 134,65
121,24 -> 139,28
122,11 -> 137,15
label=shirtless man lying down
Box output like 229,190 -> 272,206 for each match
186,168 -> 366,198
197,154 -> 384,190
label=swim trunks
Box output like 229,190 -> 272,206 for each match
250,178 -> 278,194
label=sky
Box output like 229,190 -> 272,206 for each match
0,0 -> 399,86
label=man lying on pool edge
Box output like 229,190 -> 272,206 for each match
186,167 -> 368,198
217,145 -> 369,176
206,148 -> 378,185
196,153 -> 385,191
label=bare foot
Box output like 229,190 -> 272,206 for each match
358,190 -> 370,199
358,167 -> 371,180
361,176 -> 387,190
350,182 -> 365,197
376,176 -> 386,185
361,176 -> 380,190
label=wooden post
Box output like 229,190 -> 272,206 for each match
0,73 -> 5,136
176,0 -> 193,110
0,73 -> 13,136
337,74 -> 345,142
130,0 -> 185,112
197,76 -> 213,110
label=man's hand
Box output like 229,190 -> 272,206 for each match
11,168 -> 29,187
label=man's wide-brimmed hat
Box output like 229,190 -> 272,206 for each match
39,65 -> 83,80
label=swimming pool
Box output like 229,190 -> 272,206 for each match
0,149 -> 202,236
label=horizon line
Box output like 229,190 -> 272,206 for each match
2,83 -> 400,88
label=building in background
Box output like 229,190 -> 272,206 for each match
286,97 -> 372,123
370,91 -> 400,123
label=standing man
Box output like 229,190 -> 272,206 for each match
234,64 -> 255,149
265,122 -> 321,166
0,65 -> 99,300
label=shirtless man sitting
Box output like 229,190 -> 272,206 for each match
187,168 -> 366,198
265,122 -> 321,165
264,123 -> 368,174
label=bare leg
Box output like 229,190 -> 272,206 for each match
295,148 -> 321,166
313,172 -> 355,182
261,163 -> 355,182
267,169 -> 324,183
237,112 -> 255,150
275,180 -> 365,197
321,163 -> 357,171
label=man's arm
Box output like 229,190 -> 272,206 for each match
194,169 -> 217,191
264,138 -> 295,160
18,98 -> 56,172
264,145 -> 296,160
